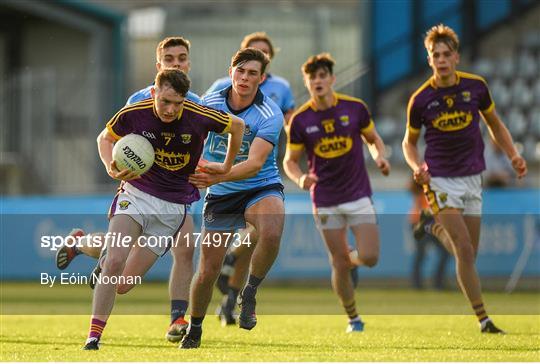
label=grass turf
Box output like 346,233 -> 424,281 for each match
1,283 -> 539,361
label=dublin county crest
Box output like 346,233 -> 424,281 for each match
204,212 -> 215,223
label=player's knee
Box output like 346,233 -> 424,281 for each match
454,241 -> 474,264
330,255 -> 351,273
116,283 -> 134,295
198,261 -> 221,283
359,253 -> 378,267
102,256 -> 125,275
259,230 -> 281,249
172,249 -> 194,263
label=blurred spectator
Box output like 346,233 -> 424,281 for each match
409,179 -> 450,290
484,138 -> 515,188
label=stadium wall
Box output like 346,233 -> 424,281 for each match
2,190 -> 539,281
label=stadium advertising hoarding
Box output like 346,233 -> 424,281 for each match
2,190 -> 539,281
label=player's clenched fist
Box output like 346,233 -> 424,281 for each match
298,173 -> 318,190
511,155 -> 527,179
413,164 -> 430,185
375,157 -> 390,176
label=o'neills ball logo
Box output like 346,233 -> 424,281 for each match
314,136 -> 353,159
433,111 -> 473,131
154,148 -> 190,171
121,146 -> 146,169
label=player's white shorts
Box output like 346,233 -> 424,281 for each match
314,196 -> 377,230
424,174 -> 482,216
109,182 -> 186,256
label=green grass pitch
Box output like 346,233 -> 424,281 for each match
1,282 -> 539,361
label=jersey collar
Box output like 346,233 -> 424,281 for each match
310,92 -> 339,111
220,86 -> 264,114
430,72 -> 461,89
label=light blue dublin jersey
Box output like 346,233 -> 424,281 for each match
202,86 -> 283,195
205,74 -> 295,114
126,84 -> 201,105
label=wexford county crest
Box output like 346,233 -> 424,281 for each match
339,115 -> 350,126
180,134 -> 192,144
154,148 -> 190,171
439,192 -> 448,203
118,200 -> 130,210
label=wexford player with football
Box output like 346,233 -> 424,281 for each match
181,47 -> 285,349
402,24 -> 527,334
284,53 -> 390,333
56,36 -> 203,344
81,68 -> 244,350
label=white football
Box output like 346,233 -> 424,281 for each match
112,134 -> 155,176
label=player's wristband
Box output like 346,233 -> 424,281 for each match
297,174 -> 307,188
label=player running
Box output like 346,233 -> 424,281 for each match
206,32 -> 296,326
80,69 -> 243,350
181,47 -> 285,349
56,36 -> 202,344
402,24 -> 527,334
284,53 -> 390,333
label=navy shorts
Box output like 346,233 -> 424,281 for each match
203,183 -> 284,231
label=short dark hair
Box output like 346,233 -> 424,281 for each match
156,36 -> 191,62
230,47 -> 270,75
424,24 -> 459,53
302,52 -> 335,76
240,31 -> 275,59
154,69 -> 190,96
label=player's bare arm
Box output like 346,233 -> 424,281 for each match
96,128 -> 140,181
361,127 -> 390,176
283,147 -> 318,190
481,109 -> 527,178
189,137 -> 272,188
200,115 -> 245,175
402,128 -> 430,184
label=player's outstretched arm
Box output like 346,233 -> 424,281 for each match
189,137 -> 272,188
96,128 -> 140,181
481,109 -> 527,178
283,147 -> 318,190
222,115 -> 245,172
361,127 -> 390,176
402,128 -> 430,185
202,115 -> 245,175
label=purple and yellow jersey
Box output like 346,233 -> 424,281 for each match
407,71 -> 495,177
106,99 -> 232,204
288,93 -> 374,207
